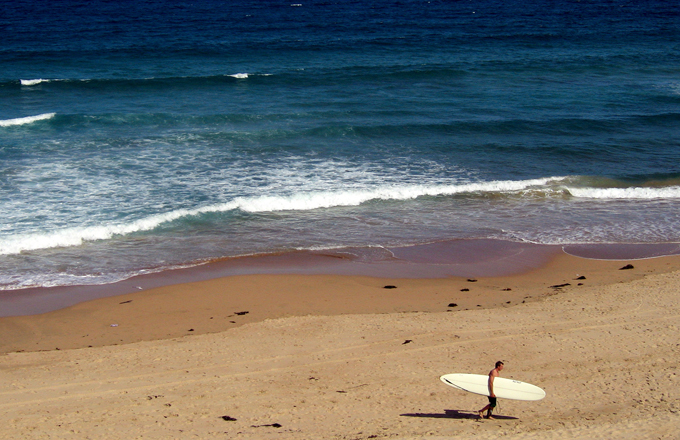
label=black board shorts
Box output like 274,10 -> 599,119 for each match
487,396 -> 497,408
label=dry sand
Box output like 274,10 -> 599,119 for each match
1,252 -> 679,439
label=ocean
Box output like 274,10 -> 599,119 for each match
2,0 -> 680,292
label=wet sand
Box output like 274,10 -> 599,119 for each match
4,239 -> 678,318
1,239 -> 562,317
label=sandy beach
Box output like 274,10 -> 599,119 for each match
1,250 -> 679,439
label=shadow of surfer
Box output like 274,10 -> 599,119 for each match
400,409 -> 518,420
478,361 -> 504,419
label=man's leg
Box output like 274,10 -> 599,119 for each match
479,396 -> 494,418
486,397 -> 497,419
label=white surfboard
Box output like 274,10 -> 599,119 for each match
440,373 -> 546,401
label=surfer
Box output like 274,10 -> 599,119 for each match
478,361 -> 504,419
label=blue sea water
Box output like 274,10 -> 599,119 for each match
2,0 -> 680,290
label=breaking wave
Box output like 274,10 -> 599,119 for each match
20,78 -> 52,86
0,113 -> 56,127
4,176 -> 680,255
0,177 -> 562,255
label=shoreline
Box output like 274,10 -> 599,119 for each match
2,239 -> 680,318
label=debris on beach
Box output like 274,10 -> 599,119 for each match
251,423 -> 282,428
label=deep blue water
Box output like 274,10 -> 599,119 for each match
2,0 -> 680,289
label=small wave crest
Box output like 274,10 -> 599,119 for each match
0,113 -> 56,127
10,73 -> 269,90
20,79 -> 51,86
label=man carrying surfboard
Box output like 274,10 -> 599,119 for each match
478,361 -> 504,419
440,364 -> 545,413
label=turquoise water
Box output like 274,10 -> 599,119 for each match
2,0 -> 680,289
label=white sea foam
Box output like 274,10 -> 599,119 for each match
231,177 -> 561,212
0,202 -> 238,255
20,78 -> 51,86
567,186 -> 680,199
229,73 -> 249,79
2,177 -> 679,256
0,177 -> 562,255
0,113 -> 56,127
